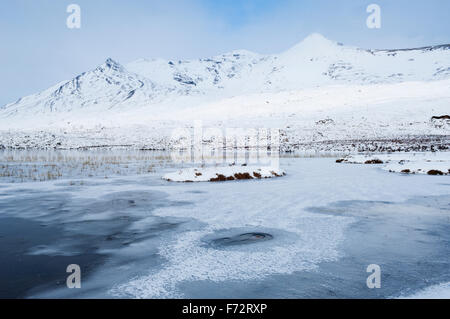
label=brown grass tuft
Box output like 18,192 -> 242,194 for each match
234,172 -> 253,180
364,159 -> 384,164
427,170 -> 444,176
253,172 -> 262,178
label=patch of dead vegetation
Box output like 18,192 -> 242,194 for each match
270,171 -> 284,177
364,159 -> 384,164
209,174 -> 236,182
234,172 -> 253,180
427,170 -> 444,176
431,115 -> 450,120
208,170 -> 285,182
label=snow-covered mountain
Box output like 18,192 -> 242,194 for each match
1,33 -> 449,119
0,34 -> 449,151
0,58 -> 169,117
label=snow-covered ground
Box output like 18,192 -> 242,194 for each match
337,152 -> 450,175
0,79 -> 448,152
399,282 -> 450,299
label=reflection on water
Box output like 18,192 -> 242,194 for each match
0,180 -> 199,298
0,149 -> 345,183
0,149 -> 174,183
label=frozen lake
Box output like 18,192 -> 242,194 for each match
0,151 -> 449,298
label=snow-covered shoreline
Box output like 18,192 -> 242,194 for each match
163,165 -> 285,182
1,131 -> 448,154
336,152 -> 450,175
398,282 -> 450,299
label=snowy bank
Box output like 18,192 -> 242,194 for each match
336,152 -> 450,175
398,282 -> 450,299
163,165 -> 285,182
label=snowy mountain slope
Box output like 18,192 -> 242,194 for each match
127,33 -> 450,95
0,79 -> 448,151
126,49 -> 268,96
0,58 -> 170,117
269,34 -> 450,90
1,33 -> 449,121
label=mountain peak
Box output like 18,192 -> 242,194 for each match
302,33 -> 332,44
102,58 -> 124,72
284,33 -> 338,55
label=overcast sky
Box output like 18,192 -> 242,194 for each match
0,0 -> 449,107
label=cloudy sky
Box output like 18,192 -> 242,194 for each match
0,0 -> 449,107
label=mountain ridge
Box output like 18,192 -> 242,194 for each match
1,33 -> 450,118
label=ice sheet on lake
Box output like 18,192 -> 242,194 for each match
399,282 -> 450,299
1,155 -> 449,298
